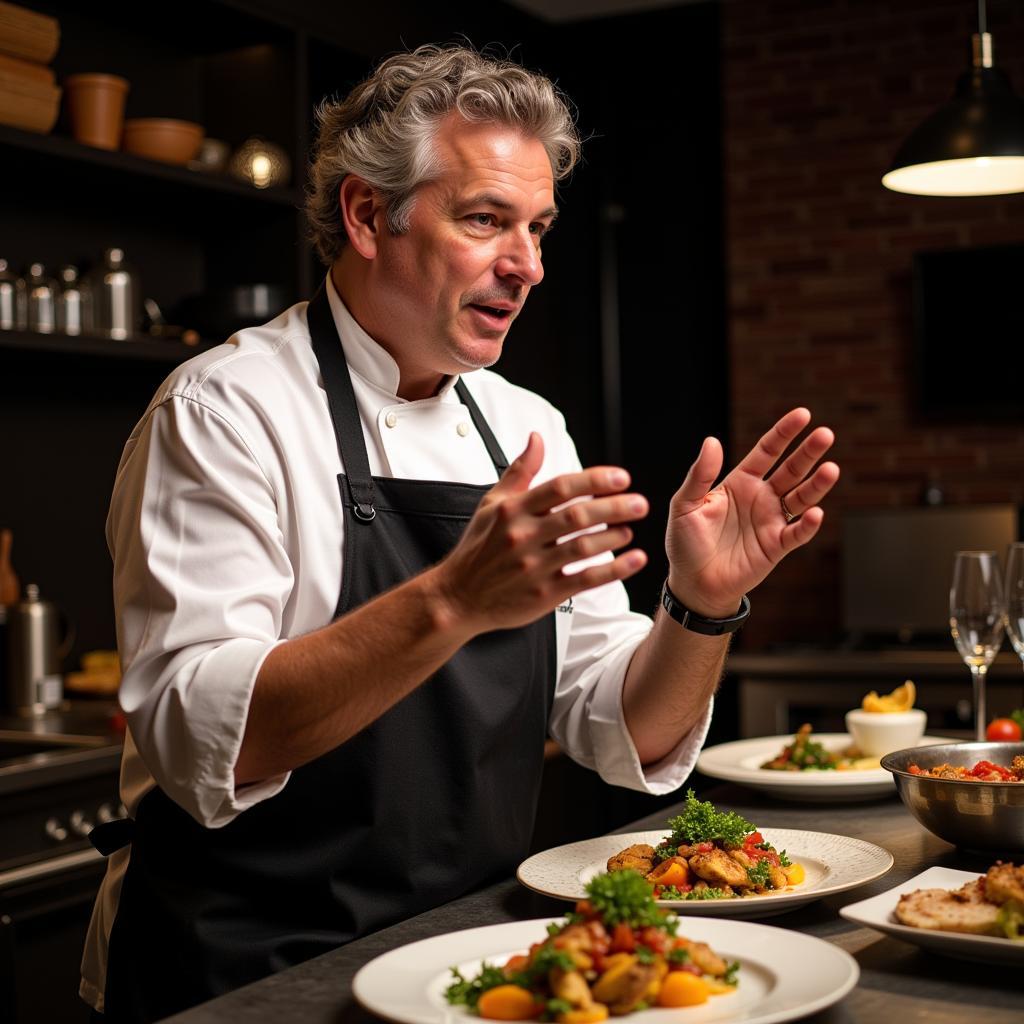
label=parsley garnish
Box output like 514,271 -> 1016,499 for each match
585,870 -> 678,933
685,886 -> 727,900
654,842 -> 678,862
666,790 -> 754,847
635,945 -> 655,964
444,963 -> 508,1007
723,960 -> 741,986
667,946 -> 690,965
778,849 -> 791,867
546,999 -> 573,1017
746,860 -> 772,888
657,885 -> 687,900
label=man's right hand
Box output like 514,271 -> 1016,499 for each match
433,432 -> 650,635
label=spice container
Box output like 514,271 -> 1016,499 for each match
85,247 -> 140,340
57,264 -> 86,335
0,258 -> 26,329
26,262 -> 57,333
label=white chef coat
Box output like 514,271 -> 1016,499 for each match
81,275 -> 712,1011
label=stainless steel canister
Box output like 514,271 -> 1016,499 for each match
87,247 -> 140,340
5,584 -> 63,716
26,263 -> 58,334
0,258 -> 26,330
57,265 -> 86,336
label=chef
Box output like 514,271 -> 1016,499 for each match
81,44 -> 839,1023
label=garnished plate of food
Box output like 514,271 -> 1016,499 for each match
839,863 -> 1024,965
517,792 -> 892,918
698,683 -> 947,802
353,871 -> 859,1024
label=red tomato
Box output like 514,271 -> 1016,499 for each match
744,832 -> 765,847
610,922 -> 635,953
985,718 -> 1022,742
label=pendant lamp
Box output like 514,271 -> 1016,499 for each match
882,0 -> 1024,196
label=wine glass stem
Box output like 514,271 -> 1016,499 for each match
971,665 -> 988,742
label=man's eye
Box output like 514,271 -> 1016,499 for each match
530,222 -> 552,237
471,213 -> 496,227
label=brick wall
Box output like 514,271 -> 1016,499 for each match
723,0 -> 1024,649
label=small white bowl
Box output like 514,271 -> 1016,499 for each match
845,708 -> 927,757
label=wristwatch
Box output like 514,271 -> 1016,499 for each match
659,579 -> 750,636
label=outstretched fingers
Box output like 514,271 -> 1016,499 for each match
768,426 -> 836,497
777,460 -> 840,521
779,505 -> 826,555
736,408 -> 812,480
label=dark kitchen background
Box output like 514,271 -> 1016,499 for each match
3,2 -> 1024,1020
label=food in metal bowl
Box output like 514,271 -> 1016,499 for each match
882,741 -> 1024,853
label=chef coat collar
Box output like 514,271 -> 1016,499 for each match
323,274 -> 460,402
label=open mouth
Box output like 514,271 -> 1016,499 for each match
468,304 -> 513,322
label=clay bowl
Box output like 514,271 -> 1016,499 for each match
122,118 -> 203,165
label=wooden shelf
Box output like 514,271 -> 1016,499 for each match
0,328 -> 214,364
0,123 -> 301,208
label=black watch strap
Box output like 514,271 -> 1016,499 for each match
659,580 -> 750,635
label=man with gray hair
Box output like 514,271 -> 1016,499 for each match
82,44 -> 838,1023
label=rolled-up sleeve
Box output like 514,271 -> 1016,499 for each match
108,393 -> 293,827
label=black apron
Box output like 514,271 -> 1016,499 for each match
95,285 -> 557,1022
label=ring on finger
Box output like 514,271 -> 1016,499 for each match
780,494 -> 798,524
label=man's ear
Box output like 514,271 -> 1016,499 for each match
339,175 -> 383,259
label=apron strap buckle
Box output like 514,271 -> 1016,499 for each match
353,503 -> 376,522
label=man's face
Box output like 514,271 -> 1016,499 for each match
365,114 -> 557,392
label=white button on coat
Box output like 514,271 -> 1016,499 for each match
456,422 -> 470,437
384,411 -> 398,428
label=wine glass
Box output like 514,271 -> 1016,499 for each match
1004,542 -> 1024,685
949,550 -> 1005,741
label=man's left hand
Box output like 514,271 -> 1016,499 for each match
664,407 -> 839,618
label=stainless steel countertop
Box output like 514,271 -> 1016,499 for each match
163,784 -> 1021,1024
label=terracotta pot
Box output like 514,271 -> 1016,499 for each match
63,73 -> 129,150
122,118 -> 203,165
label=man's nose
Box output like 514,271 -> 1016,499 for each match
495,228 -> 544,286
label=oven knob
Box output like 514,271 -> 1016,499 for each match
70,810 -> 94,836
44,817 -> 68,842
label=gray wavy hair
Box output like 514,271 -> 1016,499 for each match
305,44 -> 581,265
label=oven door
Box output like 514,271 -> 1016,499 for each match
0,848 -> 105,1024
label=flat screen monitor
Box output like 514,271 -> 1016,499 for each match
914,244 -> 1024,420
842,504 -> 1019,643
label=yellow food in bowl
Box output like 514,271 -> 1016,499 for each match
862,680 -> 916,713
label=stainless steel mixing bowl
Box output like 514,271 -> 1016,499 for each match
881,741 -> 1024,853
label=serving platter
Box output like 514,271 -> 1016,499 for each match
696,733 -> 948,802
352,916 -> 859,1024
839,865 -> 1024,966
517,828 -> 893,918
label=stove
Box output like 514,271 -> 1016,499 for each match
0,709 -> 123,1023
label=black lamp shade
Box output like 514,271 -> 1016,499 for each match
883,66 -> 1024,195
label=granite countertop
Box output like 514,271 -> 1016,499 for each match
163,785 -> 1021,1024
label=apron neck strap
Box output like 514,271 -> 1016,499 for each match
307,284 -> 376,519
454,378 -> 509,474
307,283 -> 512,512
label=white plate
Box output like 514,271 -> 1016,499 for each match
839,865 -> 1024,966
516,828 -> 893,918
696,734 -> 948,802
352,916 -> 859,1024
